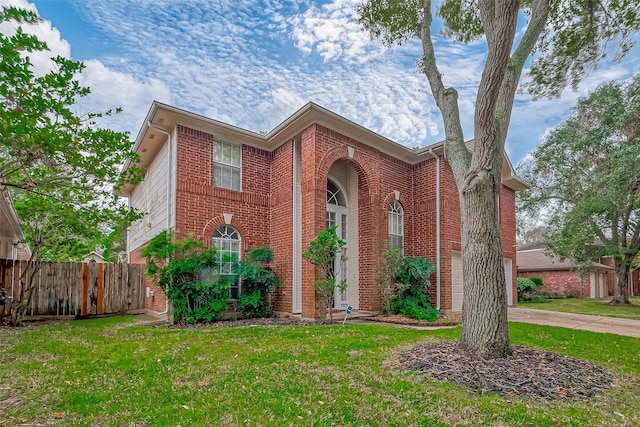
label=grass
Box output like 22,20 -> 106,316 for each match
519,296 -> 640,320
0,316 -> 639,426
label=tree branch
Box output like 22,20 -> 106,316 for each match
464,0 -> 519,192
418,0 -> 468,185
494,0 -> 551,150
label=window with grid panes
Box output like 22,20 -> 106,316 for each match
212,225 -> 241,298
213,141 -> 241,191
388,200 -> 404,251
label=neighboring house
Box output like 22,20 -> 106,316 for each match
516,246 -> 612,298
83,251 -> 107,263
0,186 -> 30,261
119,101 -> 527,318
599,256 -> 640,297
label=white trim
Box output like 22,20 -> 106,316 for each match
427,149 -> 441,310
293,140 -> 302,314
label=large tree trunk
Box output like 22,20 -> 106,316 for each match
458,155 -> 511,357
415,0 -> 550,357
610,259 -> 630,305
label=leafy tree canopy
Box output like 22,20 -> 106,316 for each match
358,0 -> 639,99
518,74 -> 640,304
0,7 -> 142,261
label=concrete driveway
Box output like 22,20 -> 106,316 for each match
508,307 -> 640,338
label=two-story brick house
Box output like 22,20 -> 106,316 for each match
119,101 -> 527,318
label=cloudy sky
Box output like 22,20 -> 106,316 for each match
2,0 -> 639,165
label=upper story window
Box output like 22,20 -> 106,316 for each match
213,141 -> 241,191
388,200 -> 404,251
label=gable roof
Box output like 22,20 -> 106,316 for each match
119,101 -> 529,196
516,248 -> 612,272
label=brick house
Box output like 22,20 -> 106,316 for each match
516,246 -> 613,298
119,101 -> 527,318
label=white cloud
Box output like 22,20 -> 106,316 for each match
7,0 -> 638,165
76,60 -> 172,133
0,0 -> 172,135
289,0 -> 385,63
0,0 -> 70,75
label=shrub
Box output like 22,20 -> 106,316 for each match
378,250 -> 438,321
529,276 -> 544,287
391,294 -> 439,321
303,226 -> 347,321
236,246 -> 281,318
517,277 -> 536,301
376,248 -> 408,314
142,230 -> 230,324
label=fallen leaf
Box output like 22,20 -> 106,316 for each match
53,412 -> 63,418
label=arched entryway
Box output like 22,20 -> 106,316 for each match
326,160 -> 360,310
326,178 -> 348,308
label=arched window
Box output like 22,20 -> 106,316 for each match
326,179 -> 346,206
388,200 -> 404,251
212,225 -> 241,298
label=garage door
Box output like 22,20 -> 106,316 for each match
451,253 -> 514,311
451,252 -> 463,311
504,258 -> 513,306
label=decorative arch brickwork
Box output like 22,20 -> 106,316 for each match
382,191 -> 407,252
200,215 -> 249,252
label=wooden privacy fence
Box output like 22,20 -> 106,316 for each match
0,260 -> 147,318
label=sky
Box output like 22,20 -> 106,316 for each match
1,0 -> 639,166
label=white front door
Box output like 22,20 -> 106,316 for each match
326,177 -> 348,310
326,205 -> 348,309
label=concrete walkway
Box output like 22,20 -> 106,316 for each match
508,307 -> 640,338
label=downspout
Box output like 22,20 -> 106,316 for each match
126,197 -> 131,263
147,121 -> 173,315
427,149 -> 441,311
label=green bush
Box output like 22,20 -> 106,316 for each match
517,277 -> 541,302
142,230 -> 230,324
303,226 -> 347,321
236,246 -> 281,318
391,294 -> 439,321
377,248 -> 407,314
529,276 -> 544,287
378,251 -> 438,322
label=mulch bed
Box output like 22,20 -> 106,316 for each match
166,317 -> 318,329
394,340 -> 614,401
166,312 -> 462,329
361,312 -> 462,327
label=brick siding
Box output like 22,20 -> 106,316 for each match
132,122 -> 520,318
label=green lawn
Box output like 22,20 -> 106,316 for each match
519,296 -> 640,320
1,316 -> 640,426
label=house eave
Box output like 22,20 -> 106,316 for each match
119,101 -> 527,195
